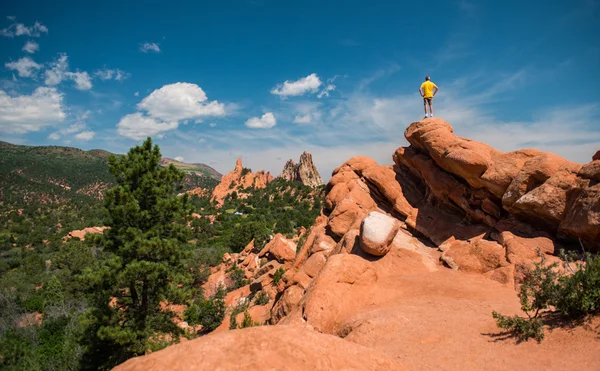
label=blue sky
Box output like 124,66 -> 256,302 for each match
1,0 -> 599,179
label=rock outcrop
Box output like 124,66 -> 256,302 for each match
64,226 -> 108,241
113,325 -> 405,371
211,158 -> 273,207
395,118 -> 599,249
117,117 -> 600,371
279,151 -> 324,188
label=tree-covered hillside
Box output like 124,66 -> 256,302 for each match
0,141 -> 219,207
0,139 -> 324,370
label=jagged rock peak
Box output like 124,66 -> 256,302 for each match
279,151 -> 323,188
234,157 -> 243,173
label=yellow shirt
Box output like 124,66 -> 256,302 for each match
420,81 -> 437,98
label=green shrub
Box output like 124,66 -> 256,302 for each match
184,287 -> 226,333
492,312 -> 544,342
272,268 -> 285,285
296,233 -> 307,256
554,252 -> 600,318
21,294 -> 45,313
492,252 -> 600,342
239,310 -> 259,328
254,290 -> 269,306
227,264 -> 247,290
229,300 -> 249,330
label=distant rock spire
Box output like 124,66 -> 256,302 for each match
279,151 -> 323,187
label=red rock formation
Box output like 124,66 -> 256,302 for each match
115,117 -> 600,371
113,325 -> 404,371
211,158 -> 273,207
279,151 -> 324,188
64,226 -> 109,241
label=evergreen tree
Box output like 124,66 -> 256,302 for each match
84,138 -> 192,367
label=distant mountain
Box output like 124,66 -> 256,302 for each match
0,141 -> 219,206
159,158 -> 222,180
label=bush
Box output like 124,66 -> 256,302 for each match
492,311 -> 544,342
272,268 -> 285,285
184,287 -> 226,333
254,290 -> 269,306
492,252 -> 600,342
229,222 -> 270,253
227,264 -> 247,290
239,310 -> 259,328
229,300 -> 249,330
295,233 -> 307,256
554,252 -> 600,318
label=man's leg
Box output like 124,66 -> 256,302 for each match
423,99 -> 428,117
429,99 -> 434,117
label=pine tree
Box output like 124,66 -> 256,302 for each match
85,138 -> 192,367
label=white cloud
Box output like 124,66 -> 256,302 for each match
317,84 -> 336,98
7,16 -> 16,21
137,82 -> 226,121
75,130 -> 95,140
271,73 -> 322,98
65,71 -> 92,90
117,112 -> 178,140
22,40 -> 39,53
198,138 -> 206,143
292,114 -> 312,124
5,57 -> 41,77
44,54 -> 69,85
94,67 -> 130,81
174,156 -> 184,162
140,42 -> 160,53
0,87 -> 66,133
245,112 -> 276,129
1,21 -> 48,37
63,123 -> 86,135
48,111 -> 92,140
286,101 -> 323,125
209,122 -> 216,127
134,91 -> 139,96
44,54 -> 93,90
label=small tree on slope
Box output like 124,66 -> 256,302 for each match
84,138 -> 192,367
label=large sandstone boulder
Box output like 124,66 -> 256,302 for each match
359,211 -> 401,256
113,325 -> 405,371
258,234 -> 296,264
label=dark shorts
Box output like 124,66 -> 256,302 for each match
423,97 -> 433,105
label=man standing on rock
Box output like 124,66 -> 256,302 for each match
419,76 -> 439,118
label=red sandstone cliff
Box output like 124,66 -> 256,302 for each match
114,118 -> 600,371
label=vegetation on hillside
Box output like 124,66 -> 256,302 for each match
0,139 -> 324,370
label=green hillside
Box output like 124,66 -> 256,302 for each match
0,141 -> 115,206
160,158 -> 222,180
0,141 -> 219,207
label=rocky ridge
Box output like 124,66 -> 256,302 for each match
211,158 -> 273,207
279,151 -> 324,188
115,118 -> 600,371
